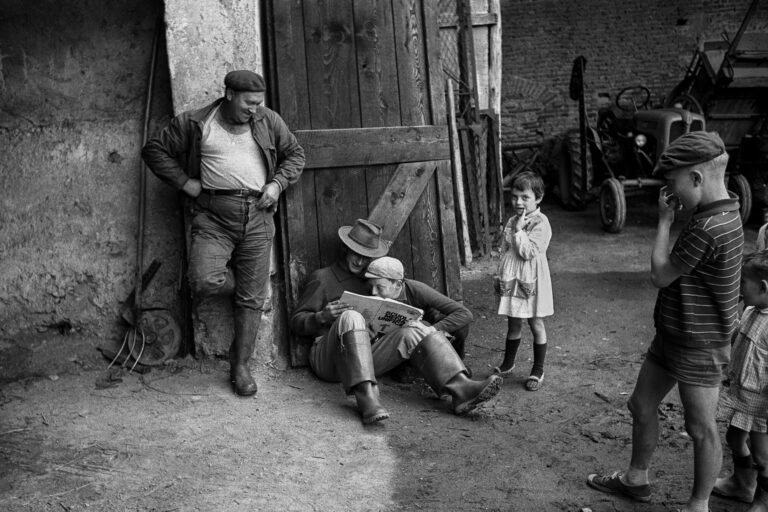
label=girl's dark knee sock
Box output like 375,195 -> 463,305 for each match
501,338 -> 521,369
531,342 -> 547,378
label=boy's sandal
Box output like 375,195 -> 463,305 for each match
525,374 -> 543,391
492,365 -> 515,376
586,471 -> 651,502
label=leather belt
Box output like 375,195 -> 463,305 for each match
201,188 -> 262,197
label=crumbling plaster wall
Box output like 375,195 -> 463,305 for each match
0,0 -> 181,341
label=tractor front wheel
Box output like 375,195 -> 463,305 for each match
600,178 -> 626,233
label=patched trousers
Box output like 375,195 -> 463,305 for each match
187,193 -> 274,313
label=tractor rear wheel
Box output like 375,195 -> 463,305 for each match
560,129 -> 593,210
729,173 -> 752,222
600,178 -> 626,233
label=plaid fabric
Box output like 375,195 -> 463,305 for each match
724,306 -> 768,419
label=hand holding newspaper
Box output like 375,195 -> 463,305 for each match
339,291 -> 423,338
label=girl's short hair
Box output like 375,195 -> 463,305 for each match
510,171 -> 545,200
743,250 -> 768,281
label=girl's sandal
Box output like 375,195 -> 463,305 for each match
525,374 -> 543,391
493,365 -> 515,376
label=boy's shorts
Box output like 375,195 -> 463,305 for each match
646,333 -> 730,387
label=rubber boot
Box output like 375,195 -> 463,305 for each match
748,477 -> 768,512
410,332 -> 503,415
229,309 -> 259,397
338,330 -> 389,424
713,454 -> 757,503
450,325 -> 469,360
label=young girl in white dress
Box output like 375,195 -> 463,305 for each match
492,171 -> 553,391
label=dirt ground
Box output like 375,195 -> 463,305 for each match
0,198 -> 761,512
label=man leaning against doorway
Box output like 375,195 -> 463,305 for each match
142,70 -> 305,397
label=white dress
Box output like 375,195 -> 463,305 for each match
496,208 -> 553,318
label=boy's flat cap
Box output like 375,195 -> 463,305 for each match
652,131 -> 726,176
224,70 -> 266,92
364,256 -> 404,280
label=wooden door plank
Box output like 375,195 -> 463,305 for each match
314,166 -> 369,267
295,126 -> 449,168
270,0 -> 313,368
303,0 -> 361,129
407,177 -> 445,292
354,0 -> 401,127
367,161 -> 437,242
392,0 -> 431,125
271,0 -> 310,129
423,0 -> 446,124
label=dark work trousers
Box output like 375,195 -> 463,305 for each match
188,194 -> 274,313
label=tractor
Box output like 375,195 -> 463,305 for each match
559,55 -> 707,233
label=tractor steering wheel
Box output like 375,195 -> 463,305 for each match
616,85 -> 651,112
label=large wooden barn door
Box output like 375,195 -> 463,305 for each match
264,0 -> 461,366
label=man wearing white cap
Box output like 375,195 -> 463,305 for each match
365,256 -> 473,357
363,255 -> 500,411
290,220 -> 502,424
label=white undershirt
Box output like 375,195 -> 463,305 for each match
200,107 -> 266,190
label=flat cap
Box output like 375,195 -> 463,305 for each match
224,70 -> 266,92
653,130 -> 726,176
364,257 -> 404,280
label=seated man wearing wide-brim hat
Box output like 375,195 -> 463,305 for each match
290,219 -> 503,424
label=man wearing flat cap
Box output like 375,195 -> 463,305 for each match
588,130 -> 743,512
290,220 -> 502,425
142,70 -> 304,397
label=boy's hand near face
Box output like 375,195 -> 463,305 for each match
658,186 -> 679,225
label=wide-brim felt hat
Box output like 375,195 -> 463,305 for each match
338,219 -> 390,258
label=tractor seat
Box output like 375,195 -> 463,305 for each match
597,108 -> 634,137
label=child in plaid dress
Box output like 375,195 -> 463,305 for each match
492,171 -> 553,391
714,250 -> 768,511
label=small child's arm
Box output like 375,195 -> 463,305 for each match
513,217 -> 551,260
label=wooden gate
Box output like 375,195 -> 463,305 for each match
264,0 -> 461,366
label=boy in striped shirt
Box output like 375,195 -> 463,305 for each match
587,131 -> 743,512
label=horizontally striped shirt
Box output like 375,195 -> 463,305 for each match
654,197 -> 743,348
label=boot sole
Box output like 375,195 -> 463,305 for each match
362,409 -> 390,424
454,375 -> 502,415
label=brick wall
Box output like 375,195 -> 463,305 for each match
499,0 -> 768,147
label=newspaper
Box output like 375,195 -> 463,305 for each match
340,291 -> 423,338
